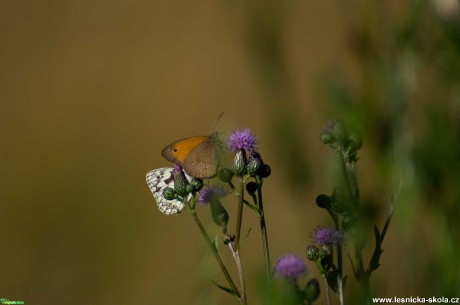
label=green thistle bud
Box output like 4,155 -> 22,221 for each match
189,178 -> 203,192
173,168 -> 189,197
246,152 -> 263,176
347,132 -> 362,152
211,200 -> 229,229
306,245 -> 320,261
218,168 -> 234,183
320,130 -> 334,144
162,187 -> 176,200
331,119 -> 346,145
305,279 -> 320,302
245,181 -> 257,194
321,119 -> 347,146
232,150 -> 247,176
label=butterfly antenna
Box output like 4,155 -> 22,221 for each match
212,112 -> 224,132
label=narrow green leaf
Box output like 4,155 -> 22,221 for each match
212,235 -> 219,251
243,199 -> 261,215
242,227 -> 252,243
210,280 -> 239,297
348,253 -> 357,277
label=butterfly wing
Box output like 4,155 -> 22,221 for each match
161,136 -> 210,165
183,140 -> 221,178
146,168 -> 186,215
161,133 -> 222,179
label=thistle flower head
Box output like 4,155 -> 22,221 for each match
196,185 -> 227,207
173,165 -> 183,174
227,128 -> 257,154
312,227 -> 344,247
273,255 -> 307,279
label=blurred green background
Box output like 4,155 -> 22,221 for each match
1,0 -> 459,304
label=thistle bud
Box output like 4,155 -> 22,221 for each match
211,200 -> 229,229
189,178 -> 203,192
321,119 -> 347,146
316,194 -> 331,209
347,132 -> 363,152
232,150 -> 247,176
331,119 -> 346,145
218,168 -> 234,183
162,187 -> 176,200
246,181 -> 257,194
246,152 -> 263,176
172,166 -> 189,197
320,130 -> 334,144
306,245 -> 320,261
258,164 -> 271,178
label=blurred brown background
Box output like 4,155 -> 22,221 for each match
1,0 -> 459,304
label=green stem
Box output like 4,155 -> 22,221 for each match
190,210 -> 241,299
338,148 -> 368,304
335,218 -> 345,305
256,176 -> 271,279
234,177 -> 245,249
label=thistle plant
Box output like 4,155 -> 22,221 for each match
307,119 -> 397,305
148,122 -> 395,305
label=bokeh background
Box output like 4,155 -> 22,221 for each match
1,0 -> 459,304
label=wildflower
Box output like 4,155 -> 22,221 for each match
172,165 -> 189,197
227,128 -> 257,154
197,185 -> 229,229
312,227 -> 344,247
196,185 -> 227,207
273,255 -> 307,279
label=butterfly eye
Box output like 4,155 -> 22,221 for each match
173,149 -> 177,152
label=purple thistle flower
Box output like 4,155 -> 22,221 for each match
173,165 -> 183,174
273,255 -> 307,279
227,128 -> 257,154
196,185 -> 227,207
312,227 -> 344,247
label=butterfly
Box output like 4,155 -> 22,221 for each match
146,168 -> 192,215
161,132 -> 222,179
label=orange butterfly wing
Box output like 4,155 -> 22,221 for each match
161,133 -> 222,178
161,136 -> 210,164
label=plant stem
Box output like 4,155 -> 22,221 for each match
322,275 -> 333,305
234,177 -> 245,249
335,218 -> 345,305
256,176 -> 271,279
229,242 -> 247,305
190,210 -> 241,299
